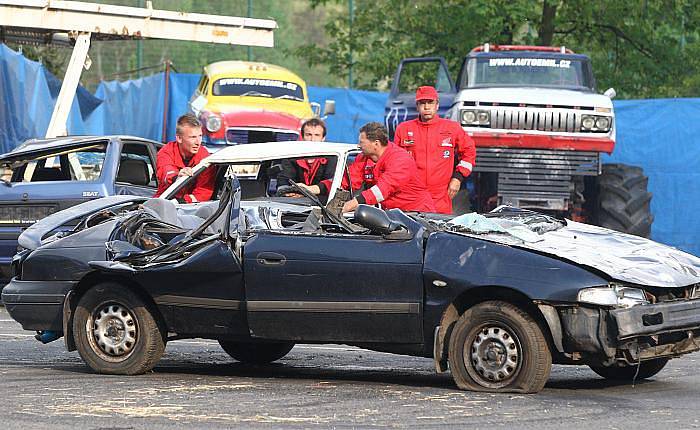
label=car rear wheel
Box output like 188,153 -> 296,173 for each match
448,301 -> 551,393
589,358 -> 669,381
73,283 -> 165,375
218,340 -> 295,364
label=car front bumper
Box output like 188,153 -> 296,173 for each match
558,299 -> 700,364
1,278 -> 76,331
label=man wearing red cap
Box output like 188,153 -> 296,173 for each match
394,86 -> 476,214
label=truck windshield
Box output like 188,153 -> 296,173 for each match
212,77 -> 305,100
463,55 -> 593,90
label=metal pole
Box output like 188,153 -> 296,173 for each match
46,32 -> 92,138
348,0 -> 353,88
137,0 -> 143,77
161,61 -> 171,142
247,0 -> 253,61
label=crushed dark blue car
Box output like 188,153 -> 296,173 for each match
3,142 -> 700,394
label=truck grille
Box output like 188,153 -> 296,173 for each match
226,129 -> 299,144
0,204 -> 58,226
490,108 -> 581,133
475,148 -> 600,210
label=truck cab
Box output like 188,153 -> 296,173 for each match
386,45 -> 651,238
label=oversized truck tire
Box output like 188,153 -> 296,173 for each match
594,164 -> 654,238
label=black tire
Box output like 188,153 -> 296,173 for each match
448,301 -> 551,393
72,283 -> 165,375
589,358 -> 668,381
219,340 -> 295,364
595,163 -> 653,238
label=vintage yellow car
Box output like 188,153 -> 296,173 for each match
189,61 -> 333,148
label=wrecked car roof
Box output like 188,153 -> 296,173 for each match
201,141 -> 356,165
0,135 -> 157,165
163,141 -> 357,199
444,211 -> 700,288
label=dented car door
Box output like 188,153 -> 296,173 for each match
243,229 -> 425,343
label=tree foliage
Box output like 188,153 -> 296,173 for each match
297,0 -> 700,98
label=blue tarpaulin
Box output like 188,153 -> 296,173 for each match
0,43 -> 698,255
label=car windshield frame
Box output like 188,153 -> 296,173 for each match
211,77 -> 305,100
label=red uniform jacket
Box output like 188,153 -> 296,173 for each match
394,117 -> 476,214
355,143 -> 435,212
154,141 -> 216,203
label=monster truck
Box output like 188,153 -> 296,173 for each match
385,44 -> 653,237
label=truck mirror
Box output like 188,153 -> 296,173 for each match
604,88 -> 616,99
310,102 -> 322,117
324,100 -> 336,116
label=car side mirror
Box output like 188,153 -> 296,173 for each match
310,102 -> 321,117
604,88 -> 616,99
354,205 -> 404,235
324,100 -> 336,116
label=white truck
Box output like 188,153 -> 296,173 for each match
386,44 -> 652,237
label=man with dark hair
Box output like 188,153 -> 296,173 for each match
277,118 -> 337,202
394,85 -> 476,214
341,122 -> 435,213
154,113 -> 216,203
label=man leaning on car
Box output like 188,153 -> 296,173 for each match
154,113 -> 216,203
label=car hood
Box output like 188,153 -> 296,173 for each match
445,212 -> 700,288
205,97 -> 313,120
18,195 -> 148,250
219,109 -> 303,131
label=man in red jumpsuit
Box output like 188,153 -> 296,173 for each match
394,86 -> 476,214
154,113 -> 216,203
277,118 -> 337,203
341,122 -> 435,213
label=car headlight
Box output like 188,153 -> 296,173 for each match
206,114 -> 222,133
461,109 -> 490,126
578,284 -> 649,308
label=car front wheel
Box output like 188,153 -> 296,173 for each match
448,301 -> 551,393
589,358 -> 668,381
73,283 -> 165,375
218,340 -> 295,364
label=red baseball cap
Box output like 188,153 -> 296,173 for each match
415,86 -> 438,101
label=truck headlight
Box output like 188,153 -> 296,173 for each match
206,114 -> 222,133
595,116 -> 611,131
461,109 -> 489,126
578,284 -> 649,308
477,111 -> 490,125
581,115 -> 595,130
461,110 -> 477,124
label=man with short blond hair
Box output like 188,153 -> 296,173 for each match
154,113 -> 216,203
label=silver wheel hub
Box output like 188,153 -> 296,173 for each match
469,326 -> 519,383
92,304 -> 137,357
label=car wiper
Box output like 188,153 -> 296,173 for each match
274,94 -> 304,101
239,91 -> 272,98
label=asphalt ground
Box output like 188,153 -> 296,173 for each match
2,306 -> 700,429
